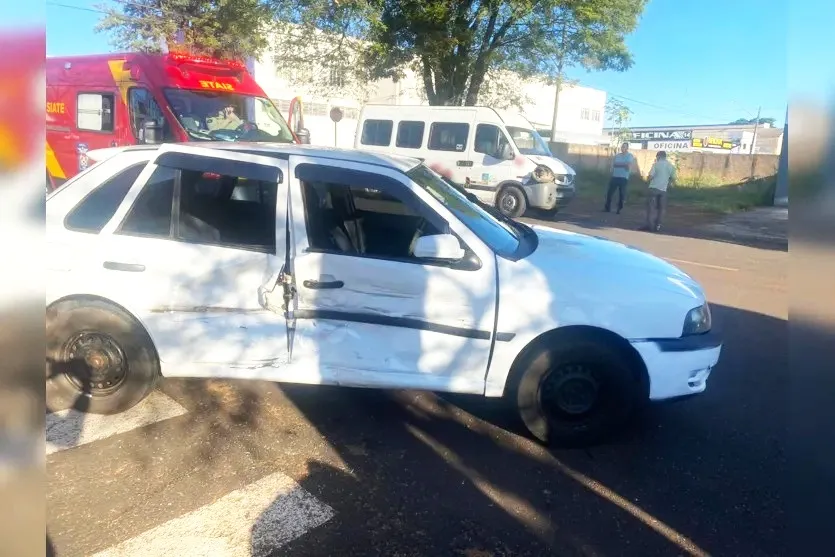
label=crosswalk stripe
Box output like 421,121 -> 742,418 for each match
90,471 -> 335,557
46,391 -> 187,455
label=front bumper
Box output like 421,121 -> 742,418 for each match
631,331 -> 723,400
523,180 -> 576,210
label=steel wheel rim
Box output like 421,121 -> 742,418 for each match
500,193 -> 518,212
539,364 -> 601,417
61,331 -> 128,395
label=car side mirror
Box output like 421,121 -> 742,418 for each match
142,120 -> 162,144
296,127 -> 311,144
413,234 -> 465,261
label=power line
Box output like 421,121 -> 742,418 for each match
46,1 -> 105,14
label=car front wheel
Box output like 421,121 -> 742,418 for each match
46,299 -> 160,414
496,186 -> 527,218
511,339 -> 643,447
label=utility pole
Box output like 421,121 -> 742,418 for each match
749,105 -> 761,154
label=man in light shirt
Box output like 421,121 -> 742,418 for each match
642,150 -> 677,232
604,142 -> 638,214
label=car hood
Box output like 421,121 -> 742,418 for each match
526,154 -> 576,176
526,225 -> 704,300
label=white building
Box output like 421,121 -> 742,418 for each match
252,30 -> 608,148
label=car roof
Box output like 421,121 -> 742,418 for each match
90,143 -> 422,173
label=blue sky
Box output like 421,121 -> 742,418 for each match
26,1 -> 822,127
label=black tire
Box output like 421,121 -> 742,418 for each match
511,338 -> 643,447
496,186 -> 527,218
46,299 -> 160,414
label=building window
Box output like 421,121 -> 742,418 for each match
591,110 -> 601,122
329,66 -> 345,88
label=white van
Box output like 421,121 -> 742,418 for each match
354,105 -> 576,217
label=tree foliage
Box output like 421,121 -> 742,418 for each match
729,117 -> 777,126
604,97 -> 632,146
273,0 -> 647,106
96,0 -> 273,60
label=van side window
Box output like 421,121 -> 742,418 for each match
474,124 -> 511,159
76,93 -> 115,132
428,122 -> 469,152
128,88 -> 170,143
64,163 -> 146,233
396,121 -> 425,149
360,119 -> 393,146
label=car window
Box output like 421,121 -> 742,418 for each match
176,170 -> 277,252
64,163 -> 147,233
428,122 -> 469,152
118,166 -> 277,253
474,124 -> 511,159
300,170 -> 445,262
118,166 -> 176,237
360,119 -> 393,147
396,121 -> 425,149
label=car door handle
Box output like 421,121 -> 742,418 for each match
103,261 -> 146,272
456,160 -> 473,167
303,279 -> 344,290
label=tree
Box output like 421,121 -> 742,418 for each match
604,97 -> 632,147
96,0 -> 273,60
272,0 -> 647,107
536,0 -> 646,135
729,117 -> 777,126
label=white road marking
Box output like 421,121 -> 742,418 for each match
46,391 -> 187,455
90,472 -> 335,557
664,257 -> 740,272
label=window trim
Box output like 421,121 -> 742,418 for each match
427,121 -> 470,152
75,91 -> 117,134
295,163 -> 481,271
395,120 -> 426,149
63,162 -> 148,234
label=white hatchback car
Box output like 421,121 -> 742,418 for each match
46,143 -> 721,446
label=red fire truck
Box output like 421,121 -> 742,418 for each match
46,52 -> 309,190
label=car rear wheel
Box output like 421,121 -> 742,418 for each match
496,186 -> 527,218
511,339 -> 643,447
46,299 -> 160,414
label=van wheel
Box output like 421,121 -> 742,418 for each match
511,340 -> 642,447
46,299 -> 160,415
497,186 -> 527,218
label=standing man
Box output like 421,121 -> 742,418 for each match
604,142 -> 638,213
642,150 -> 676,232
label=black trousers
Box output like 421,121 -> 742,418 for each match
605,177 -> 628,211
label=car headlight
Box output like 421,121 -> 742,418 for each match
532,164 -> 555,183
682,302 -> 712,336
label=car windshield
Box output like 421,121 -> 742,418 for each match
163,89 -> 295,144
406,164 -> 521,257
506,126 -> 552,156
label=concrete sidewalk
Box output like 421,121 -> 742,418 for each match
698,206 -> 788,246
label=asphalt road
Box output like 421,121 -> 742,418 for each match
47,219 -> 795,557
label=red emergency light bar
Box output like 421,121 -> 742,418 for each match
166,53 -> 247,71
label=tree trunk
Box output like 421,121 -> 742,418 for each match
550,72 -> 562,139
465,63 -> 487,106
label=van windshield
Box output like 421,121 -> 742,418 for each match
506,126 -> 552,156
406,164 -> 521,258
163,89 -> 295,144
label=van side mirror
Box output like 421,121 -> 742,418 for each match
296,127 -> 311,144
413,234 -> 465,261
141,120 -> 161,144
501,143 -> 515,160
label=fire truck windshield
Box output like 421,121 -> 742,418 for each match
163,89 -> 295,144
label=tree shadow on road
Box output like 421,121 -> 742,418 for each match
266,302 -> 788,557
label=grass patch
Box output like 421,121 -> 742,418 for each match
574,170 -> 776,215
